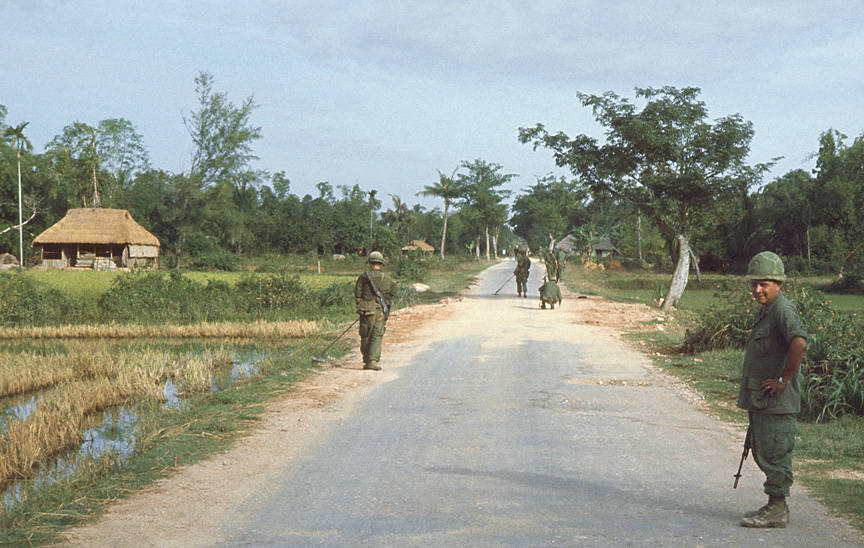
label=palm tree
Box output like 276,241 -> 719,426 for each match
387,194 -> 410,243
417,169 -> 460,260
4,122 -> 32,267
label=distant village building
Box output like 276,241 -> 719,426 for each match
554,234 -> 620,258
32,208 -> 160,269
401,239 -> 435,258
591,236 -> 620,258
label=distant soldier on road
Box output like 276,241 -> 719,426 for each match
514,247 -> 531,298
538,277 -> 562,309
542,247 -> 558,281
554,247 -> 566,282
737,251 -> 808,528
354,251 -> 394,371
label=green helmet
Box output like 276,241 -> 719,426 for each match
747,251 -> 785,281
368,251 -> 385,265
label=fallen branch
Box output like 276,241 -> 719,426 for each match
0,209 -> 37,235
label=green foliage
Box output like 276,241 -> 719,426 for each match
393,284 -> 419,309
187,250 -> 241,271
0,272 -> 75,326
98,270 -> 219,323
393,253 -> 429,282
313,281 -> 354,309
235,269 -> 311,317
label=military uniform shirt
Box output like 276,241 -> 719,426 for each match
737,293 -> 808,414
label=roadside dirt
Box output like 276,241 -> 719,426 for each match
59,291 -> 670,547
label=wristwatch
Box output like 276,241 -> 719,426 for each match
778,376 -> 786,385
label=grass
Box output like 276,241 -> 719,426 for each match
567,266 -> 864,533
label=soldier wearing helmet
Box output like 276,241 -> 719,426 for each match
354,251 -> 395,371
737,251 -> 808,528
514,247 -> 531,297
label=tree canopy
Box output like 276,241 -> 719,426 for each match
519,86 -> 769,308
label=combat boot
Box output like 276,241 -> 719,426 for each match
740,498 -> 789,528
364,361 -> 382,371
540,302 -> 546,309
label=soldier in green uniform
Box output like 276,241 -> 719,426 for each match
542,247 -> 558,281
514,247 -> 531,297
737,251 -> 808,528
354,251 -> 395,371
555,247 -> 566,282
538,277 -> 562,309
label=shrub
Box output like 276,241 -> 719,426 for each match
235,269 -> 312,318
314,281 -> 354,309
0,273 -> 74,326
98,270 -> 215,324
394,253 -> 429,283
187,251 -> 240,272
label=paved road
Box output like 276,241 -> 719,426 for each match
216,261 -> 862,547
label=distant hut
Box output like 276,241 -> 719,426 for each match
592,236 -> 620,258
401,240 -> 435,258
32,208 -> 160,269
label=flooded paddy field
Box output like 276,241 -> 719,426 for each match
0,337 -> 308,511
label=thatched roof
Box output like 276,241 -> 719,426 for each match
32,208 -> 160,247
401,239 -> 435,253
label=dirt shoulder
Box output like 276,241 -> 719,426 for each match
59,292 -> 660,547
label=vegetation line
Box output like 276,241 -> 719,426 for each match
0,320 -> 323,340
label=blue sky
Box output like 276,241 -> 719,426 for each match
2,0 -> 863,209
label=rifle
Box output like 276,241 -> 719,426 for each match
733,420 -> 753,489
365,271 -> 390,319
494,273 -> 516,295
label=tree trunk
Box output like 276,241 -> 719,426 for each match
688,246 -> 701,282
806,224 -> 811,269
637,215 -> 643,266
440,202 -> 449,260
485,227 -> 491,261
661,234 -> 690,310
16,152 -> 23,268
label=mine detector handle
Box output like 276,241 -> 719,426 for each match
733,422 -> 753,489
365,271 -> 390,319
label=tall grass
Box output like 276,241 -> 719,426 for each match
0,346 -> 232,491
0,320 -> 323,341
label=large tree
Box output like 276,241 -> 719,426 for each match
509,174 -> 588,250
456,159 -> 514,261
180,71 -> 263,262
520,86 -> 767,309
417,169 -> 461,260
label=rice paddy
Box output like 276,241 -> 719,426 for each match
0,336 -> 296,515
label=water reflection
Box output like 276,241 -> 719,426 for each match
0,341 -> 284,508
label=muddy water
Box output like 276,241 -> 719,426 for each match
0,340 -> 290,508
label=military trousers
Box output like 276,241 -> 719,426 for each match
750,412 -> 797,497
516,275 -> 528,295
359,309 -> 387,365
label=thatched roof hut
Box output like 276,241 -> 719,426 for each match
401,239 -> 435,257
32,208 -> 160,269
